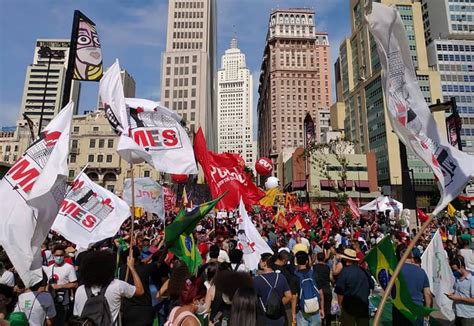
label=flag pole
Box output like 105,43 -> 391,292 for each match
125,162 -> 136,281
373,213 -> 434,325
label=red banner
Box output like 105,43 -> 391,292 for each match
194,128 -> 265,210
347,197 -> 360,219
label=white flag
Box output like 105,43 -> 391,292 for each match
52,173 -> 130,249
0,102 -> 73,286
100,62 -> 198,174
237,198 -> 273,271
421,230 -> 455,321
123,177 -> 165,222
367,3 -> 474,215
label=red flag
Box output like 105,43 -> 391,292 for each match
330,201 -> 340,220
194,128 -> 264,210
347,197 -> 360,219
417,208 -> 430,224
287,214 -> 309,231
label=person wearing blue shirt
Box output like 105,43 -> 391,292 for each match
448,256 -> 474,326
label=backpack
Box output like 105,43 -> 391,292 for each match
80,285 -> 112,326
258,273 -> 283,320
295,269 -> 320,314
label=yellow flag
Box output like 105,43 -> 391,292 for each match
447,203 -> 456,217
259,188 -> 279,207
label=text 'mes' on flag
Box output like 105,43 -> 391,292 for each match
52,172 -> 130,249
194,127 -> 265,210
0,102 -> 73,287
365,237 -> 433,321
367,3 -> 474,215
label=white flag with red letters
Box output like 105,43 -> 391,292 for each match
0,102 -> 73,287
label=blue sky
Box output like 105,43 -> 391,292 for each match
0,0 -> 350,127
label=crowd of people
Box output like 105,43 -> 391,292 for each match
0,203 -> 473,326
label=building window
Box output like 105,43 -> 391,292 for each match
89,139 -> 96,148
97,154 -> 103,163
192,77 -> 197,85
72,140 -> 78,148
68,170 -> 75,178
5,145 -> 10,152
144,171 -> 150,178
73,126 -> 79,133
106,155 -> 112,163
93,126 -> 99,132
88,155 -> 94,162
99,139 -> 105,148
108,139 -> 114,148
70,154 -> 76,163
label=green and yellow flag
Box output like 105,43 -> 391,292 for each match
365,237 -> 433,321
165,193 -> 225,274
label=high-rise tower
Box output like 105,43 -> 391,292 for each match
217,37 -> 256,168
160,0 -> 217,149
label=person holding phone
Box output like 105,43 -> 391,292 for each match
447,256 -> 474,325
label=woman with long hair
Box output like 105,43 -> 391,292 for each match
165,277 -> 207,326
230,286 -> 258,326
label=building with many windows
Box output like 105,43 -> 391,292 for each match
332,0 -> 447,204
422,0 -> 474,154
18,39 -> 80,129
217,37 -> 256,168
160,0 -> 217,149
257,8 -> 331,163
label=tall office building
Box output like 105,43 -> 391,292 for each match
18,39 -> 80,126
422,0 -> 474,154
332,0 -> 446,197
217,37 -> 256,167
257,8 -> 331,159
160,0 -> 217,149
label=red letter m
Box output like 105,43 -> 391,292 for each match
133,129 -> 155,147
7,158 -> 40,193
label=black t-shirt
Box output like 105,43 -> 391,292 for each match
313,263 -> 331,291
121,263 -> 159,307
271,262 -> 298,295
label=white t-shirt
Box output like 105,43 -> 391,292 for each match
14,291 -> 56,325
74,279 -> 136,322
459,249 -> 474,272
43,263 -> 77,305
0,270 -> 15,287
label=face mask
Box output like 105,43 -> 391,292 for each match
68,253 -> 75,258
195,300 -> 207,314
54,256 -> 64,265
453,271 -> 462,279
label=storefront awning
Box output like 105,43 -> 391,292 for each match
355,180 -> 370,188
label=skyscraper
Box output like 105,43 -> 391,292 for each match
217,37 -> 256,168
332,0 -> 446,199
422,0 -> 474,154
160,0 -> 217,149
18,39 -> 80,126
257,8 -> 331,159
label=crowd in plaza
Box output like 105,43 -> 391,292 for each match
0,202 -> 473,326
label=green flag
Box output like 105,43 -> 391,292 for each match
169,233 -> 202,275
165,193 -> 225,246
365,237 -> 433,321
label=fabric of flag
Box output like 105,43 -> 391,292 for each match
169,233 -> 202,275
0,102 -> 73,287
52,172 -> 130,249
274,207 -> 288,229
365,237 -> 433,321
287,214 -> 309,231
330,201 -> 340,220
447,203 -> 456,217
71,11 -> 103,81
194,128 -> 265,210
123,177 -> 165,223
237,199 -> 273,271
100,61 -> 197,174
421,230 -> 455,321
165,194 -> 224,247
259,188 -> 279,207
416,208 -> 430,224
347,197 -> 360,219
367,3 -> 474,216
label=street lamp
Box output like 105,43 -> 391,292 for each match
37,46 -> 65,136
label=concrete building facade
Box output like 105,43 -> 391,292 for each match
217,37 -> 256,168
19,39 -> 80,129
257,8 -> 331,160
333,0 -> 447,201
160,0 -> 217,149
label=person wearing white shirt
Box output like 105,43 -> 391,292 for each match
15,276 -> 56,326
459,240 -> 474,273
74,250 -> 144,324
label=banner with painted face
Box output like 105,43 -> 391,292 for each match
52,172 -> 130,249
72,10 -> 103,81
123,177 -> 165,222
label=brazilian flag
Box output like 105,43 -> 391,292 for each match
165,193 -> 225,274
365,237 -> 433,321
